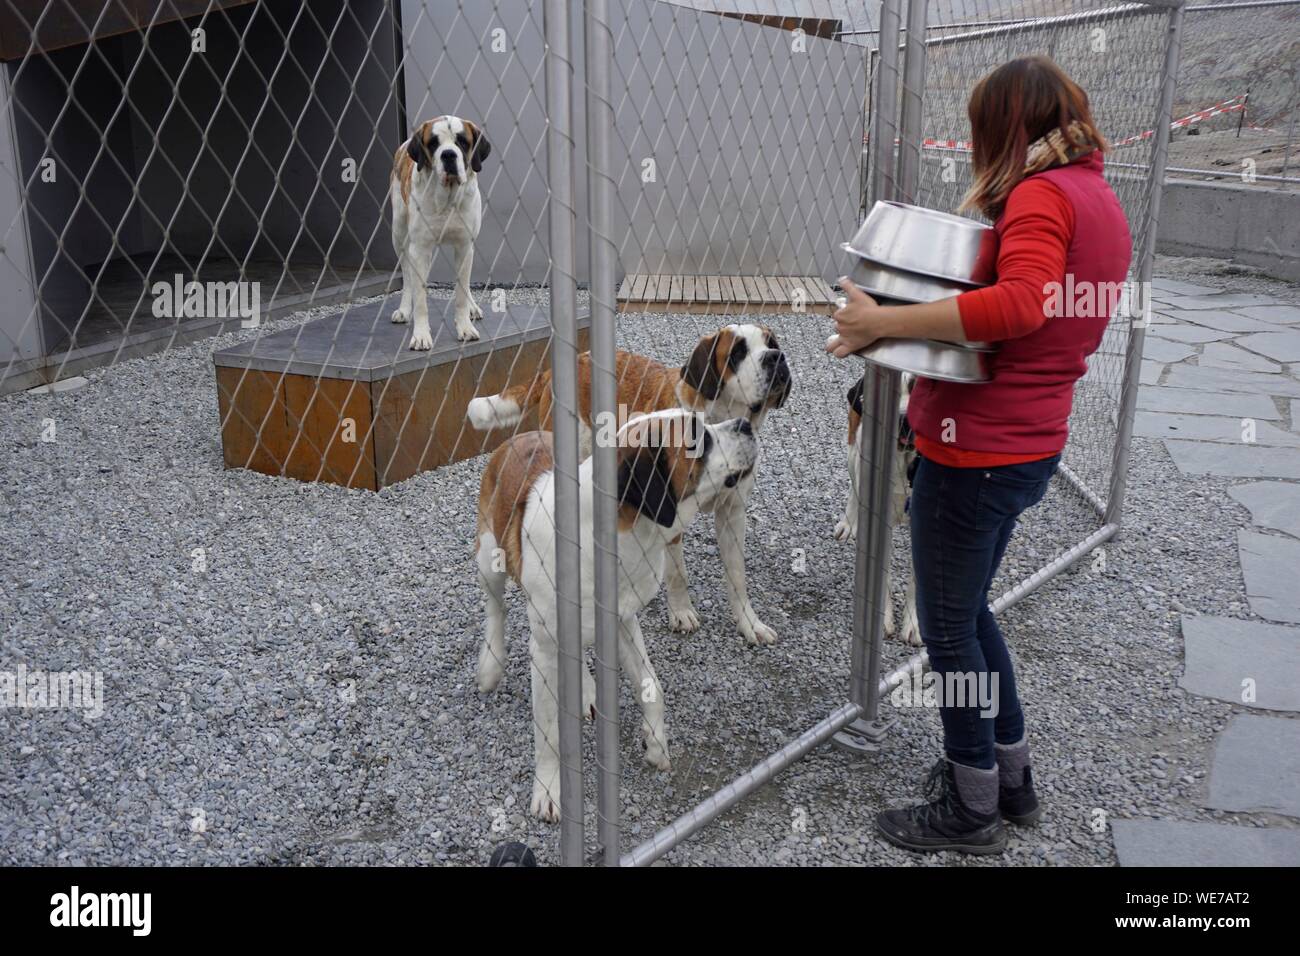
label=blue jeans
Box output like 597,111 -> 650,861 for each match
908,453 -> 1060,770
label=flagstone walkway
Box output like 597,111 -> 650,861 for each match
1110,277 -> 1300,866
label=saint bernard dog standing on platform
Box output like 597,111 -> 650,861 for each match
390,115 -> 490,348
467,324 -> 792,646
835,372 -> 921,646
474,410 -> 759,821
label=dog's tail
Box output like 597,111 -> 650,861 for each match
466,373 -> 551,431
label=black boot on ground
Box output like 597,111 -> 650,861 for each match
996,735 -> 1042,825
876,758 -> 1007,855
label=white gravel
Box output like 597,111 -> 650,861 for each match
0,271 -> 1280,866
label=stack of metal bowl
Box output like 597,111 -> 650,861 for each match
838,201 -> 1000,383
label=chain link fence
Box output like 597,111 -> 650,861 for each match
0,0 -> 1180,867
1161,0 -> 1298,188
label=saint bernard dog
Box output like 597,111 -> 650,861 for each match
390,115 -> 491,347
474,410 -> 759,821
834,373 -> 922,646
466,324 -> 792,646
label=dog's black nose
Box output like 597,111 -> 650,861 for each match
440,150 -> 459,172
763,349 -> 791,385
733,418 -> 753,437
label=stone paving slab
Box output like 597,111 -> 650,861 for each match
1236,330 -> 1300,363
1151,278 -> 1225,297
1207,714 -> 1300,818
1181,615 -> 1300,712
1228,481 -> 1300,538
1140,337 -> 1198,364
1198,341 -> 1282,373
1112,819 -> 1300,866
1161,309 -> 1279,333
1138,386 -> 1279,420
1159,293 -> 1282,311
1148,323 -> 1234,344
1163,363 -> 1300,398
1238,530 -> 1300,624
1136,411 -> 1300,447
1164,440 -> 1300,480
1236,305 -> 1300,326
1292,399 -> 1300,430
1140,361 -> 1163,386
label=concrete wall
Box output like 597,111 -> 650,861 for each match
1158,180 -> 1300,282
402,0 -> 865,284
0,66 -> 42,370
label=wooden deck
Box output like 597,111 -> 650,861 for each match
616,274 -> 839,314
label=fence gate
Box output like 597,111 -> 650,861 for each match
569,0 -> 1185,867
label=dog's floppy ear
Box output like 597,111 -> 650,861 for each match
407,123 -> 433,170
464,120 -> 491,173
681,332 -> 725,401
618,443 -> 677,529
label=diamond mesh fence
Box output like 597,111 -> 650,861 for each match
0,0 -> 1178,867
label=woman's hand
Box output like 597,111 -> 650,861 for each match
826,278 -> 885,358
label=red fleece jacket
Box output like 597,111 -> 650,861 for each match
910,151 -> 1132,468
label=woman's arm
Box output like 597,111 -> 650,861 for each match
827,290 -> 963,358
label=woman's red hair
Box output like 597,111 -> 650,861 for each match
960,55 -> 1106,220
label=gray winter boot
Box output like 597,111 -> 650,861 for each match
876,758 -> 1007,855
995,735 -> 1042,825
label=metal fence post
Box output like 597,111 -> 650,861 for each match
896,0 -> 929,205
868,0 -> 902,210
543,0 -> 584,867
583,0 -> 620,867
1105,0 -> 1186,530
835,0 -> 915,756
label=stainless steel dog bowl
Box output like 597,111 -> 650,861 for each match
846,200 -> 999,286
840,251 -> 996,353
841,244 -> 974,301
859,338 -> 993,383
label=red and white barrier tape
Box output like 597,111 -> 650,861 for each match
867,95 -> 1264,153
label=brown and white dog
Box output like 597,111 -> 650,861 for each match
467,324 -> 792,645
390,115 -> 491,347
475,410 -> 759,821
835,373 -> 921,645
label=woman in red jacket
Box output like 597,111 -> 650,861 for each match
828,56 -> 1132,854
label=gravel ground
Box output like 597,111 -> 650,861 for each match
0,265 -> 1288,866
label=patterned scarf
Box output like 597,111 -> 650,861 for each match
1023,120 -> 1099,174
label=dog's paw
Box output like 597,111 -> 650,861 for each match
667,600 -> 700,633
899,605 -> 922,647
469,299 -> 483,321
833,515 -> 856,542
409,325 -> 433,350
883,602 -> 896,637
476,645 -> 504,694
455,321 -> 480,342
391,307 -> 409,324
642,733 -> 671,772
740,617 -> 778,647
530,776 -> 561,823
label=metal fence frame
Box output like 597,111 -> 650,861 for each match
551,0 -> 1187,867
